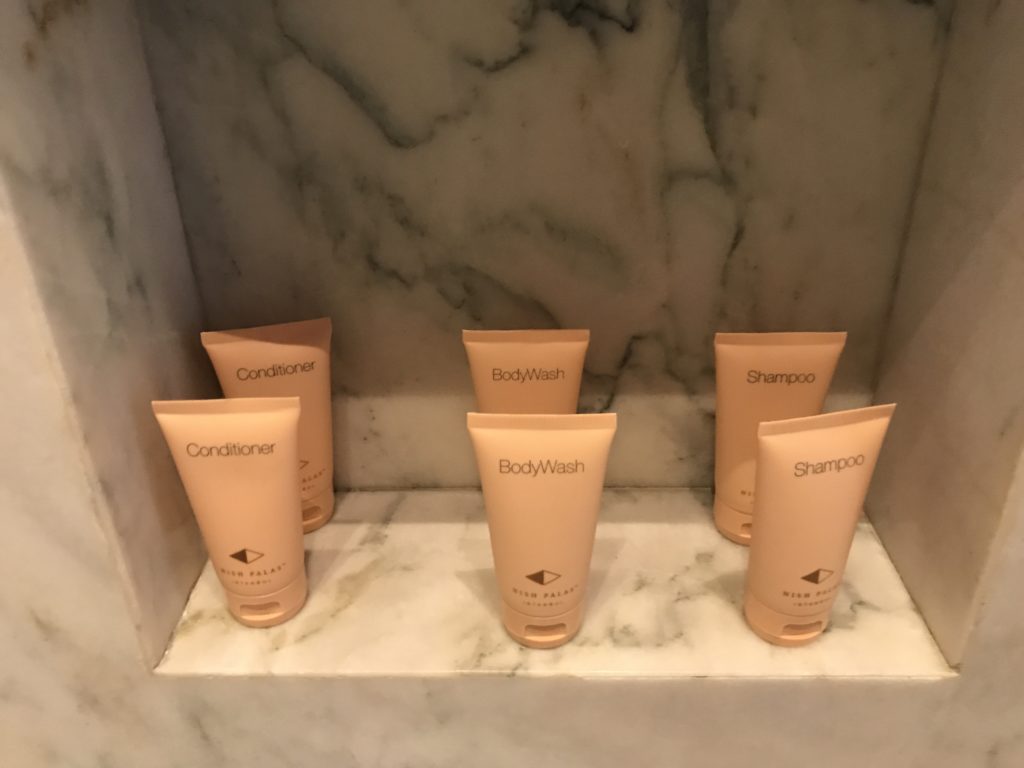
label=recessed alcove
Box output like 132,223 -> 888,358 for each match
6,0 -> 1021,691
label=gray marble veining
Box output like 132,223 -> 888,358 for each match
159,489 -> 949,678
137,0 -> 948,487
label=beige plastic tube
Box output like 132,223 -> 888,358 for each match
152,398 -> 307,627
467,412 -> 617,648
744,404 -> 895,646
463,329 -> 589,413
714,332 -> 846,545
202,318 -> 334,533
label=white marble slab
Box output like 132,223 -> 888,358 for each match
159,488 -> 949,678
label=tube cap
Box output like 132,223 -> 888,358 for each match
743,591 -> 829,647
302,486 -> 335,533
225,573 -> 308,628
713,495 -> 753,545
501,600 -> 585,649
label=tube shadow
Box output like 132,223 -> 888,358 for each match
705,569 -> 747,609
454,568 -> 501,621
305,548 -> 345,593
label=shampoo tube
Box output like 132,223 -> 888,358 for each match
152,398 -> 307,627
467,412 -> 616,648
744,404 -> 895,646
714,332 -> 846,544
463,329 -> 589,413
202,318 -> 334,533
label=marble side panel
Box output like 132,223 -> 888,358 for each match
869,0 -> 1024,665
0,0 -> 211,663
158,489 -> 948,678
137,0 -> 947,487
930,452 -> 1024,767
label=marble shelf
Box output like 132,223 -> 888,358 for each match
157,489 -> 951,679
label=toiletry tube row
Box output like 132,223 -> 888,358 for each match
154,318 -> 336,628
461,328 -> 895,649
463,330 -> 616,648
151,320 -> 894,650
714,330 -> 895,645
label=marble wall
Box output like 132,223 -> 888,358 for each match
869,0 -> 1024,665
5,1 -> 1024,766
0,0 -> 212,664
137,0 -> 948,487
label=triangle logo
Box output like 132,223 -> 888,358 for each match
801,568 -> 835,584
230,548 -> 265,565
526,570 -> 562,586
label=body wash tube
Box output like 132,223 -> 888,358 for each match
202,318 -> 334,533
467,412 -> 616,648
744,404 -> 895,646
152,398 -> 307,627
463,329 -> 589,413
714,332 -> 846,545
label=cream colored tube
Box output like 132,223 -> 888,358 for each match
744,404 -> 895,646
152,398 -> 307,628
467,412 -> 616,648
463,329 -> 589,413
714,332 -> 846,545
202,318 -> 334,533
